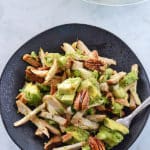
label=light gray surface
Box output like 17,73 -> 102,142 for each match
0,0 -> 150,150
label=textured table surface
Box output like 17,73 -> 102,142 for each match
0,0 -> 150,150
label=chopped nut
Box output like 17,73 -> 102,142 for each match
74,90 -> 89,111
89,137 -> 105,150
84,59 -> 104,71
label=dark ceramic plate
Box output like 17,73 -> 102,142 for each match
0,24 -> 150,150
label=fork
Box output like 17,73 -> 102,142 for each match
117,96 -> 150,128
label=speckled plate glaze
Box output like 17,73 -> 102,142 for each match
0,24 -> 150,150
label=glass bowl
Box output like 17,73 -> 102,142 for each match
82,0 -> 146,6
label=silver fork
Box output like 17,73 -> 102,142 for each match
117,96 -> 150,128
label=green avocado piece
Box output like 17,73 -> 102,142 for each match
79,78 -> 104,106
120,71 -> 138,87
44,53 -> 68,68
66,126 -> 89,142
97,126 -> 124,148
56,77 -> 81,105
57,77 -> 81,95
104,118 -> 129,135
22,83 -> 42,107
57,94 -> 75,105
82,145 -> 91,150
36,83 -> 50,92
44,53 -> 61,67
79,78 -> 101,98
111,102 -> 124,116
112,85 -> 127,99
30,51 -> 38,60
66,49 -> 88,60
73,68 -> 95,79
99,68 -> 113,83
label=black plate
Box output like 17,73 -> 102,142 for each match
0,24 -> 150,150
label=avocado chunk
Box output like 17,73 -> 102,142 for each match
78,78 -> 108,107
104,118 -> 129,135
21,83 -> 42,107
66,126 -> 89,142
112,85 -> 127,99
56,77 -> 81,106
73,68 -> 99,80
56,94 -> 75,105
111,102 -> 124,116
44,53 -> 68,68
99,68 -> 113,83
97,126 -> 124,148
30,51 -> 38,60
82,145 -> 91,150
36,83 -> 50,92
79,78 -> 101,98
120,71 -> 138,87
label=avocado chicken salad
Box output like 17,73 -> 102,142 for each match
14,40 -> 141,150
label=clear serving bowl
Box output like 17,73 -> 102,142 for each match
82,0 -> 146,6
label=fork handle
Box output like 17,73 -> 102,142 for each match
127,96 -> 150,121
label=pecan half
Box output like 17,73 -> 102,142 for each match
84,59 -> 104,71
81,90 -> 90,110
25,68 -> 44,83
74,90 -> 89,111
23,54 -> 41,67
88,137 -> 105,150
